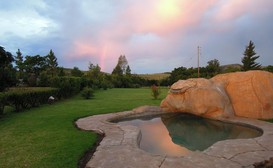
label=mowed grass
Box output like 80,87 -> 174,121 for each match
0,88 -> 168,168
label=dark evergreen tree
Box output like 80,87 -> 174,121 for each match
241,41 -> 261,71
46,49 -> 58,77
15,49 -> 24,79
125,65 -> 131,76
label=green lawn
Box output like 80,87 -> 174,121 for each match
0,88 -> 168,168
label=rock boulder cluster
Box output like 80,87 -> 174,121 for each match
161,70 -> 273,119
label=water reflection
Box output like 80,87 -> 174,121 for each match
137,118 -> 191,156
116,113 -> 262,156
161,114 -> 262,151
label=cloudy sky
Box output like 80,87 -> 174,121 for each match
1,0 -> 273,73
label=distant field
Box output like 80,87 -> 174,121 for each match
138,73 -> 170,80
64,67 -> 170,81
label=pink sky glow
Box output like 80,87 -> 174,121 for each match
1,0 -> 273,73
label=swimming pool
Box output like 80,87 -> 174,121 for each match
113,113 -> 262,156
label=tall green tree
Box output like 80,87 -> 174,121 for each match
168,66 -> 190,84
120,55 -> 128,74
125,65 -> 131,76
46,49 -> 58,77
24,55 -> 47,86
88,63 -> 101,78
112,55 -> 128,75
0,46 -> 16,91
86,62 -> 103,88
15,49 -> 24,79
112,64 -> 123,75
0,46 -> 14,66
206,59 -> 220,77
24,55 -> 47,76
241,40 -> 261,71
111,55 -> 136,88
71,67 -> 83,77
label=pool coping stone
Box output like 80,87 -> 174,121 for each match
75,106 -> 273,168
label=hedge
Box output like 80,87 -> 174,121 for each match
0,76 -> 83,114
0,87 -> 59,113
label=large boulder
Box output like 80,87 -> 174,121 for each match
160,70 -> 273,119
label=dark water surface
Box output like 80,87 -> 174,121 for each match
114,113 -> 262,156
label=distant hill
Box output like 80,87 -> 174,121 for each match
137,64 -> 244,80
220,64 -> 242,72
137,73 -> 170,80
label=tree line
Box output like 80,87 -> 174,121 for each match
0,48 -> 152,92
159,40 -> 273,86
1,40 -> 272,91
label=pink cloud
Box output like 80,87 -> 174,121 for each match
2,0 -> 273,73
213,0 -> 273,22
73,40 -> 97,58
60,0 -> 273,73
68,41 -> 121,71
213,0 -> 249,22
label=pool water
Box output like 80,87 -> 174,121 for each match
114,113 -> 262,156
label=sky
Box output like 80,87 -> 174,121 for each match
1,0 -> 273,74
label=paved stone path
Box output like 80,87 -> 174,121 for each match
76,106 -> 273,168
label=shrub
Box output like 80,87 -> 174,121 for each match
51,77 -> 81,98
38,71 -> 51,87
151,84 -> 160,99
81,87 -> 94,99
99,79 -> 114,90
6,87 -> 59,112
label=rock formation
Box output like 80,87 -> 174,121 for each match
160,70 -> 273,119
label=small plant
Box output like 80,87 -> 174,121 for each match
81,87 -> 94,99
151,84 -> 160,99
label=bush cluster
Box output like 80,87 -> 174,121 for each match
81,87 -> 94,99
51,77 -> 81,98
0,87 -> 59,113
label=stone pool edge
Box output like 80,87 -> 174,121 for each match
75,106 -> 273,168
